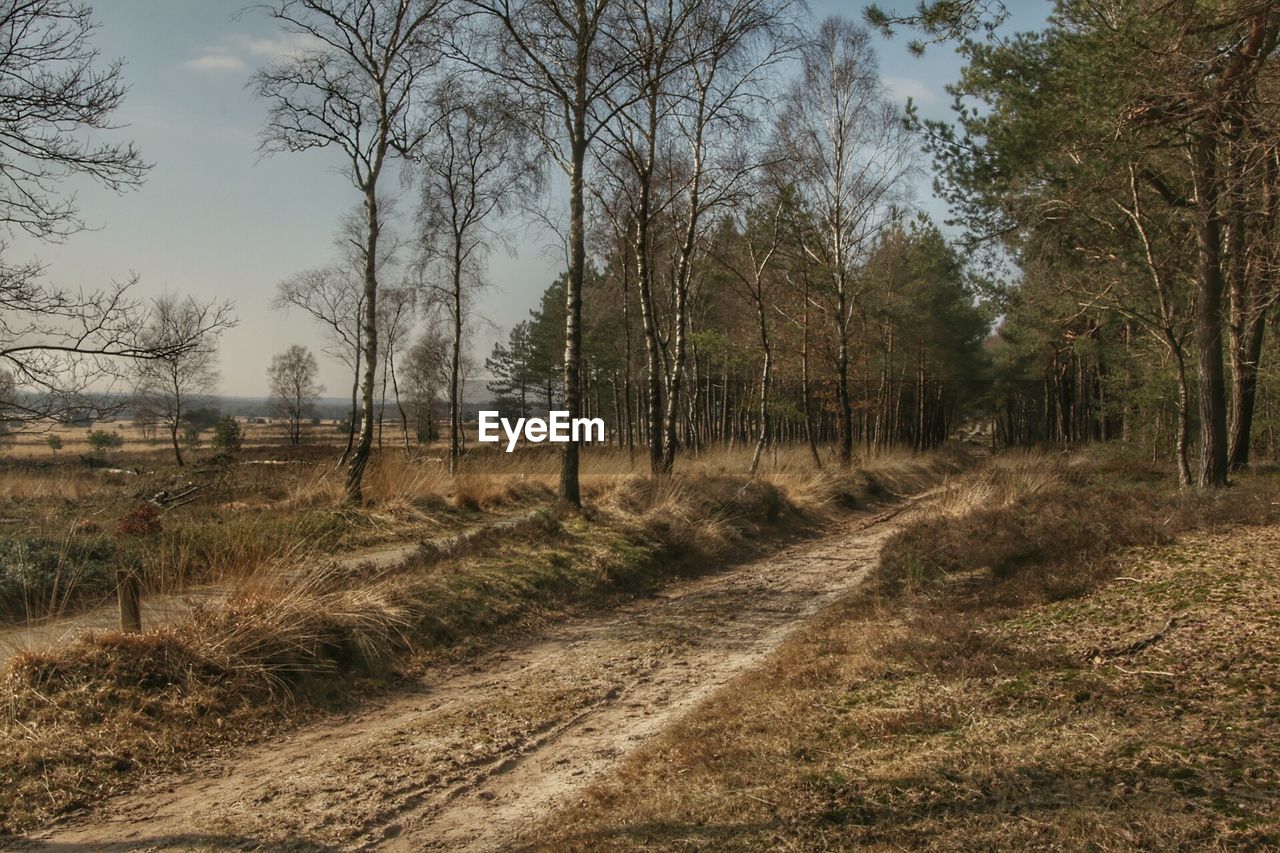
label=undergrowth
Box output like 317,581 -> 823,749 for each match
874,450 -> 1280,604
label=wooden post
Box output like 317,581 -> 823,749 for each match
117,569 -> 141,633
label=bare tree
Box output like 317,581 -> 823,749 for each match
656,0 -> 795,472
268,344 -> 324,445
0,0 -> 146,240
777,17 -> 913,468
0,2 -> 234,427
377,285 -> 416,449
402,326 -> 449,444
714,195 -> 785,475
594,0 -> 696,475
593,0 -> 793,474
2,271 -> 227,426
457,0 -> 639,505
416,77 -> 539,473
132,296 -> 234,466
275,265 -> 365,461
253,0 -> 449,502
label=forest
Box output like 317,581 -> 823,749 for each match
6,0 -> 1278,496
259,0 -> 1280,497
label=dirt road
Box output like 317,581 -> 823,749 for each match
16,499 -> 927,852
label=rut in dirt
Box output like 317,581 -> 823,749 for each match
19,497 -> 931,852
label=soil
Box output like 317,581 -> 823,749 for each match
13,498 -> 931,852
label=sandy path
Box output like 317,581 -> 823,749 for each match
14,499 -> 927,852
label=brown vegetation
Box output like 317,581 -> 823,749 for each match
533,451 -> 1280,849
0,447 -> 961,835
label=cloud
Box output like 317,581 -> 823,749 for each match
182,32 -> 317,74
229,33 -> 318,60
183,54 -> 247,73
882,75 -> 938,105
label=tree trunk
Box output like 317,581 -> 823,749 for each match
749,298 -> 772,477
835,335 -> 852,468
390,349 -> 410,451
611,370 -> 623,448
659,123 -> 706,475
340,344 -> 359,466
800,272 -> 822,468
1174,347 -> 1193,487
378,350 -> 389,451
633,175 -> 664,472
345,182 -> 381,502
1228,144 -> 1276,471
1192,131 -> 1229,488
170,422 -> 183,467
449,248 -> 464,476
1229,307 -> 1266,470
560,128 -> 586,505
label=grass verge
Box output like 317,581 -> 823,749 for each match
0,451 -> 962,836
532,450 -> 1280,849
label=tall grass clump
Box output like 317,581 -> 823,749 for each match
875,449 -> 1280,604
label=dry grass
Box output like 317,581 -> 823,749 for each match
0,448 -> 963,835
0,467 -> 124,502
874,449 -> 1280,603
531,451 -> 1280,850
0,421 -> 350,460
0,449 -> 558,623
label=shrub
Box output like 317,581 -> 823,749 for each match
0,536 -> 117,620
211,416 -> 244,453
86,429 -> 123,456
115,503 -> 162,538
45,435 -> 62,453
874,453 -> 1280,605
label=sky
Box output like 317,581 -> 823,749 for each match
10,0 -> 1053,399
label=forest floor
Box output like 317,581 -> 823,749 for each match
12,492 -> 935,851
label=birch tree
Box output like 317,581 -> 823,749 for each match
776,17 -> 913,468
254,0 -> 449,501
457,0 -> 638,504
416,78 -> 539,473
275,266 -> 365,461
268,344 -> 324,445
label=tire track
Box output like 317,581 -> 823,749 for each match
17,497 -> 931,852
